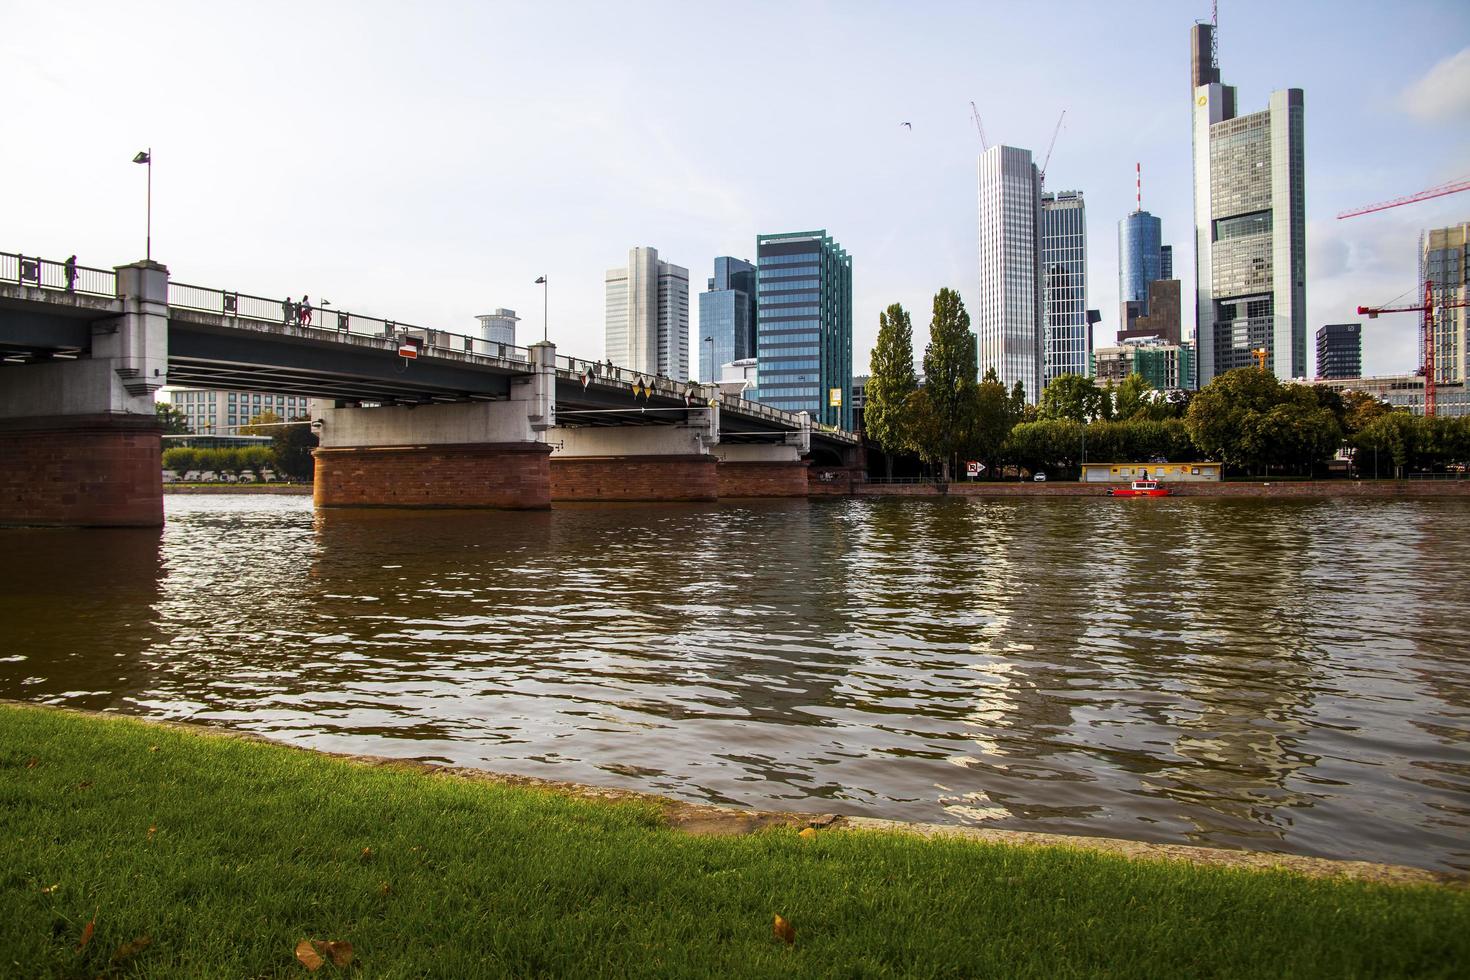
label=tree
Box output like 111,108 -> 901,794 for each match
968,368 -> 1019,479
239,410 -> 283,436
155,401 -> 191,434
1038,374 -> 1104,422
915,288 -> 977,482
272,417 -> 318,482
864,303 -> 919,478
1341,390 -> 1393,437
1186,368 -> 1343,474
1113,374 -> 1154,421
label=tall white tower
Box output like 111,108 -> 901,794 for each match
977,145 -> 1044,402
605,246 -> 689,380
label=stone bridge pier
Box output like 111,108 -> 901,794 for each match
310,342 -> 557,509
0,261 -> 168,526
715,413 -> 811,498
549,404 -> 719,502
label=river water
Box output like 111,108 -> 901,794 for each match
3,494 -> 1468,872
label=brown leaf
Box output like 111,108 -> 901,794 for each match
773,913 -> 795,946
147,825 -> 157,839
323,940 -> 354,967
111,935 -> 152,963
25,756 -> 39,769
797,827 -> 816,839
378,881 -> 392,897
359,846 -> 373,861
77,919 -> 95,951
148,745 -> 159,753
40,883 -> 59,894
295,939 -> 325,971
76,781 -> 93,790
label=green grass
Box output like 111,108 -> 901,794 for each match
1,704 -> 1466,978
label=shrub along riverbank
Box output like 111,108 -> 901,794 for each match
2,704 -> 1466,976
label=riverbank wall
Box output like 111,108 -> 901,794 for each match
163,484 -> 313,495
855,480 -> 1470,499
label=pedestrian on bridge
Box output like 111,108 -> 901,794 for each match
299,295 -> 313,327
283,297 -> 296,324
63,255 -> 77,292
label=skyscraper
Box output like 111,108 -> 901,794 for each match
1190,21 -> 1306,385
697,257 -> 757,383
1119,210 -> 1163,317
977,145 -> 1044,403
1423,224 -> 1469,384
1041,190 -> 1089,383
754,230 -> 852,430
605,246 -> 689,381
1315,323 -> 1361,380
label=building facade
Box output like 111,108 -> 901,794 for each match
754,230 -> 853,430
1190,22 -> 1306,386
1094,337 -> 1196,391
978,145 -> 1044,403
1313,375 -> 1470,418
1424,223 -> 1469,384
1119,278 -> 1183,346
1315,323 -> 1361,379
476,309 -> 519,347
169,388 -> 315,433
605,246 -> 690,381
1041,190 -> 1090,383
1119,210 -> 1163,315
697,256 -> 757,383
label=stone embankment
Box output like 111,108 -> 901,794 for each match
856,480 -> 1470,499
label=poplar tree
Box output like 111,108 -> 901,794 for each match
918,288 -> 977,482
865,303 -> 918,478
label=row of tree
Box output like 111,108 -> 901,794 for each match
162,446 -> 279,480
864,289 -> 1470,478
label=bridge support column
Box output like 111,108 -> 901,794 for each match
0,261 -> 169,527
550,408 -> 718,502
715,444 -> 810,498
311,342 -> 555,510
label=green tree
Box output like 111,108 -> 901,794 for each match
239,410 -> 283,436
864,303 -> 919,478
1186,369 -> 1343,474
968,367 -> 1019,479
1113,374 -> 1154,421
1341,390 -> 1393,437
914,288 -> 977,481
156,401 -> 191,434
1038,374 -> 1104,422
272,418 -> 318,482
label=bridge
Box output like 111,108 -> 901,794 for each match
0,251 -> 864,526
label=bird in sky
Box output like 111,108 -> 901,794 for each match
900,122 -> 912,130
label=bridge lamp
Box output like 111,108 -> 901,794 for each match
703,336 -> 714,383
534,276 -> 548,343
132,148 -> 152,261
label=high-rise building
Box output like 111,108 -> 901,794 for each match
1094,337 -> 1197,392
1119,210 -> 1163,316
1041,190 -> 1090,383
1423,224 -> 1469,384
1315,323 -> 1362,380
1160,245 -> 1174,281
1190,21 -> 1306,385
754,230 -> 852,430
697,257 -> 757,383
1119,279 -> 1183,347
476,309 -> 519,347
978,145 -> 1044,403
604,246 -> 690,381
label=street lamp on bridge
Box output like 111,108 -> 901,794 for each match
132,149 -> 152,261
534,275 -> 548,343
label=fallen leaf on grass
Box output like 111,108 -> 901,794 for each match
295,939 -> 324,971
148,745 -> 159,753
40,883 -> 60,894
25,757 -> 39,769
360,846 -> 373,861
111,935 -> 151,964
77,919 -> 94,951
322,940 -> 354,967
798,827 -> 816,839
378,881 -> 392,897
773,914 -> 795,946
76,781 -> 93,790
147,825 -> 157,839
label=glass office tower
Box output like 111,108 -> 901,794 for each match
697,257 -> 757,383
1118,210 -> 1163,314
977,145 -> 1044,403
1041,190 -> 1090,382
754,230 -> 853,430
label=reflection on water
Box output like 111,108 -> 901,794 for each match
2,494 -> 1468,872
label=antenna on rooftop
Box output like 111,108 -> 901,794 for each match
1136,162 -> 1142,211
1211,0 -> 1219,71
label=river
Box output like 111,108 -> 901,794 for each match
3,494 -> 1467,873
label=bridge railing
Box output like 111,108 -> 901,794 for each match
0,251 -> 118,298
166,281 -> 531,365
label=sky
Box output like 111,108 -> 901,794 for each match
4,0 -> 1469,381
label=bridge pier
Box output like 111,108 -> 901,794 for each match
0,261 -> 168,526
550,408 -> 718,502
715,445 -> 810,498
311,342 -> 556,510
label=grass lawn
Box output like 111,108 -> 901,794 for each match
2,703 -> 1466,977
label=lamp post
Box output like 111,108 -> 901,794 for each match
703,335 -> 714,383
534,276 -> 548,342
132,148 -> 152,261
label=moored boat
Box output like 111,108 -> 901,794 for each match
1106,479 -> 1173,497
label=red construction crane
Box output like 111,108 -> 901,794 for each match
1337,176 -> 1470,219
1358,281 -> 1470,416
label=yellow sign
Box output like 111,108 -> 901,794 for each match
1196,94 -> 1207,106
828,387 -> 842,407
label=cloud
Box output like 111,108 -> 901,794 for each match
1401,47 -> 1470,121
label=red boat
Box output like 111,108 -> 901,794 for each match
1106,479 -> 1173,497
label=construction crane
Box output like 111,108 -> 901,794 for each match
969,101 -> 989,152
1358,281 -> 1470,416
1337,176 -> 1470,219
1039,109 -> 1066,187
1250,348 -> 1268,371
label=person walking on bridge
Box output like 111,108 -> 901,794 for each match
63,255 -> 77,293
283,297 -> 295,324
299,295 -> 313,327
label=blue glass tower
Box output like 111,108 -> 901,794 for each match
755,230 -> 852,430
697,257 -> 757,382
1118,211 -> 1163,315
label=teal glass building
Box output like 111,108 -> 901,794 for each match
754,230 -> 853,430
